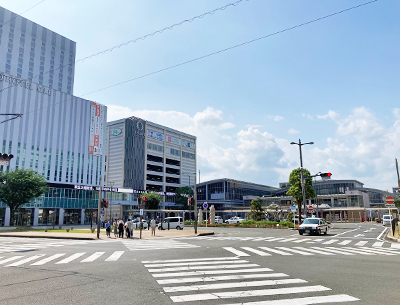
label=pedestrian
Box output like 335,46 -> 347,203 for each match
113,219 -> 118,238
125,219 -> 131,239
118,219 -> 124,238
147,218 -> 150,230
105,221 -> 111,237
127,219 -> 133,238
150,217 -> 156,236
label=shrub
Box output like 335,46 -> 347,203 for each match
65,229 -> 70,232
91,228 -> 96,233
58,226 -> 62,230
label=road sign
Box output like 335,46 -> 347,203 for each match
291,205 -> 297,212
385,196 -> 395,205
387,204 -> 395,207
140,209 -> 143,215
308,205 -> 314,212
183,210 -> 185,213
203,202 -> 208,209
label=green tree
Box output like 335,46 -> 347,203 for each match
0,169 -> 48,225
394,199 -> 400,208
174,186 -> 194,209
141,192 -> 162,210
248,199 -> 265,221
286,168 -> 316,218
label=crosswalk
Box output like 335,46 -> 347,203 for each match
0,237 -> 114,254
121,239 -> 200,251
142,256 -> 359,304
175,236 -> 398,248
0,251 -> 125,267
223,246 -> 400,257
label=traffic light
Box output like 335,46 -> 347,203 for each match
0,154 -> 13,160
101,199 -> 108,208
187,197 -> 194,206
320,173 -> 332,179
142,196 -> 146,202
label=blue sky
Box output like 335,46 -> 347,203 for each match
2,0 -> 399,190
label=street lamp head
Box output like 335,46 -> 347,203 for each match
308,142 -> 314,145
290,142 -> 296,145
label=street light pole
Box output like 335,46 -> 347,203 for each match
290,139 -> 314,220
184,172 -> 197,232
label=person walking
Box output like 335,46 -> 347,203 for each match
150,217 -> 156,236
113,219 -> 118,238
118,219 -> 124,238
125,219 -> 132,239
105,221 -> 111,237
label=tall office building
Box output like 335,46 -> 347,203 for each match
0,6 -> 108,226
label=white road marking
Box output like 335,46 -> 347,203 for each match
354,241 -> 368,246
170,285 -> 331,302
337,240 -> 352,245
0,256 -> 25,264
55,253 -> 86,264
223,247 -> 250,256
377,227 -> 388,240
322,239 -> 339,244
278,238 -> 299,243
157,273 -> 289,285
5,255 -> 45,267
259,247 -> 293,256
292,238 -> 312,243
105,251 -> 125,261
241,247 -> 271,256
310,247 -> 354,255
372,242 -> 384,247
148,263 -> 259,273
390,243 -> 400,249
223,294 -> 359,304
293,247 -> 335,255
142,257 -> 239,264
346,247 -> 395,256
31,253 -> 66,265
325,247 -> 374,255
152,268 -> 273,278
144,260 -> 249,268
164,278 -> 308,293
81,252 -> 105,262
333,228 -> 358,237
275,247 -> 314,256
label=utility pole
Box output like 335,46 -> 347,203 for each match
96,176 -> 102,239
194,172 -> 198,234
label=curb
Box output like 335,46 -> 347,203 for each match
0,234 -> 96,240
197,232 -> 215,236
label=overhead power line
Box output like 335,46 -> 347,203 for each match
0,0 -> 46,27
5,0 -> 379,119
0,0 -> 250,93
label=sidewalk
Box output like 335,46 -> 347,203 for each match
0,228 -> 214,240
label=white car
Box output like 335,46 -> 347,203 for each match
132,219 -> 148,229
298,218 -> 328,235
214,216 -> 224,224
382,215 -> 393,226
225,216 -> 244,224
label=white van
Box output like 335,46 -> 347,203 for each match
215,216 -> 223,224
382,215 -> 393,226
158,217 -> 184,230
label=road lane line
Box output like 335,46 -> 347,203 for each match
157,273 -> 289,285
148,263 -> 259,273
325,247 -> 374,255
258,247 -> 293,256
81,252 -> 105,262
334,228 -> 358,237
31,253 -> 66,265
152,268 -> 273,278
0,256 -> 25,264
354,241 -> 368,246
5,254 -> 45,267
142,257 -> 239,264
310,247 -> 354,255
55,253 -> 86,264
292,238 -> 312,243
278,238 -> 299,243
105,251 -> 125,261
223,247 -> 250,256
293,247 -> 335,255
322,239 -> 339,245
170,285 -> 331,302
164,278 -> 308,293
357,247 -> 400,255
145,260 -> 249,267
345,247 -> 395,255
377,227 -> 388,240
337,240 -> 352,245
372,242 -> 384,247
275,247 -> 314,256
223,294 -> 360,304
241,247 -> 271,256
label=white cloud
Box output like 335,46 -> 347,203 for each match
316,110 -> 338,120
288,128 -> 299,135
302,114 -> 313,120
266,115 -> 284,121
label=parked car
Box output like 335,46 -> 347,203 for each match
214,216 -> 224,224
382,215 -> 393,226
158,217 -> 184,230
225,216 -> 244,224
132,219 -> 148,229
298,217 -> 328,235
293,215 -> 306,224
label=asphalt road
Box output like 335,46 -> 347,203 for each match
0,222 -> 398,305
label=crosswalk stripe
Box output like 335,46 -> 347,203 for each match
223,294 -> 360,304
337,240 -> 352,245
169,285 -> 331,302
343,247 -> 395,256
55,253 -> 86,264
145,260 -> 249,268
354,241 -> 368,246
390,243 -> 400,249
293,247 -> 335,255
275,247 -> 314,256
325,247 -> 374,255
5,255 -> 45,267
313,239 -> 325,242
164,278 -> 308,293
354,247 -> 400,255
322,239 -> 339,244
157,273 -> 289,285
31,253 -> 66,265
148,263 -> 259,273
241,247 -> 271,256
372,242 -> 384,247
278,238 -> 299,243
105,251 -> 125,261
292,238 -> 312,243
259,247 -> 293,256
223,247 -> 250,256
0,256 -> 25,264
152,268 -> 274,278
264,238 -> 286,242
142,257 -> 239,264
81,252 -> 105,262
310,247 -> 354,255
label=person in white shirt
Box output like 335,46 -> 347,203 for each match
150,217 -> 156,236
